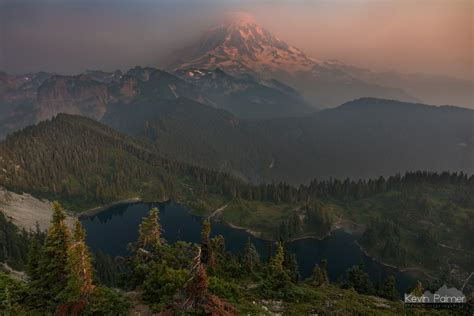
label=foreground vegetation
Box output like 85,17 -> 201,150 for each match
3,202 -> 469,315
0,211 -> 32,271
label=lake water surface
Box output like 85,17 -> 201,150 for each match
81,201 -> 417,295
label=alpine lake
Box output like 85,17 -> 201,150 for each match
81,201 -> 418,295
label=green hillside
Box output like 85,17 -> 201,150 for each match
0,113 -> 238,209
0,114 -> 472,292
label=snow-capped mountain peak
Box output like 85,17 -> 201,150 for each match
168,15 -> 420,108
169,16 -> 316,76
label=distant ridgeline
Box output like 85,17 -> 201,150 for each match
102,97 -> 474,184
1,64 -> 473,183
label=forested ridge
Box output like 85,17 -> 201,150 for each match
102,97 -> 271,182
0,114 -> 242,209
1,113 -> 472,208
104,97 -> 474,184
0,113 -> 472,298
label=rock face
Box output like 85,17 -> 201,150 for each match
0,72 -> 53,138
31,67 -> 202,119
84,69 -> 122,84
0,186 -> 74,231
0,72 -> 52,108
115,75 -> 140,103
0,65 -> 312,138
175,68 -> 313,118
36,74 -> 110,121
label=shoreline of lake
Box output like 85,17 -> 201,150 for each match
216,212 -> 433,283
78,198 -> 429,284
77,197 -> 142,219
82,201 -> 420,294
286,217 -> 366,242
354,240 -> 435,282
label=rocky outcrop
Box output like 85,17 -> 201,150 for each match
0,72 -> 52,107
36,74 -> 109,121
0,186 -> 74,231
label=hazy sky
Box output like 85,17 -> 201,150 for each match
1,0 -> 472,79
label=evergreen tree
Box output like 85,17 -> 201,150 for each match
93,250 -> 120,287
210,235 -> 225,257
342,264 -> 374,295
137,207 -> 162,252
283,251 -> 300,282
411,280 -> 424,297
379,275 -> 398,301
26,233 -> 41,282
201,220 -> 211,247
3,285 -> 23,315
0,211 -> 31,270
310,259 -> 329,287
200,219 -> 215,270
210,235 -> 225,268
271,242 -> 285,271
61,219 -> 95,304
33,201 -> 71,307
130,207 -> 163,264
242,238 -> 260,272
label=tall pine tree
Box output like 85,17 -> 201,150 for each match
271,242 -> 285,271
26,232 -> 41,282
242,238 -> 260,272
61,219 -> 95,303
283,251 -> 300,282
379,275 -> 398,301
34,201 -> 71,307
411,280 -> 424,297
137,207 -> 162,252
200,219 -> 215,270
310,259 -> 329,287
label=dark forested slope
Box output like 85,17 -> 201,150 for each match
0,114 -> 239,208
254,98 -> 474,183
103,97 -> 474,184
102,97 -> 272,181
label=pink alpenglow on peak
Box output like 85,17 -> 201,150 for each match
169,13 -> 317,77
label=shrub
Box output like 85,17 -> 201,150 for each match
142,264 -> 188,310
0,272 -> 27,314
84,286 -> 131,315
208,276 -> 241,302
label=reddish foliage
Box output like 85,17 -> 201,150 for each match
183,260 -> 236,315
54,300 -> 87,316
